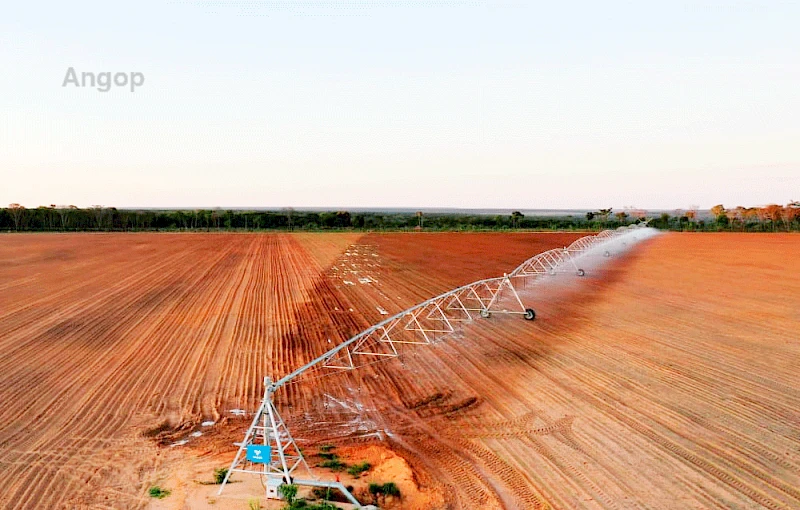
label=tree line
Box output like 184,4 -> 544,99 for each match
1,203 -> 798,232
646,202 -> 800,232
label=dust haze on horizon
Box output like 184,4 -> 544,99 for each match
2,1 -> 799,211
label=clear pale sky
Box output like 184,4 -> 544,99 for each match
1,1 -> 798,210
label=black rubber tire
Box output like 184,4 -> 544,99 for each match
577,269 -> 586,277
524,308 -> 536,321
480,309 -> 491,318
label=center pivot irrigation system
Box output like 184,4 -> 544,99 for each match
218,225 -> 654,506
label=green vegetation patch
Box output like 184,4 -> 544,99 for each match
346,461 -> 371,476
148,485 -> 171,499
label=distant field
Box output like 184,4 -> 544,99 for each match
1,232 -> 798,509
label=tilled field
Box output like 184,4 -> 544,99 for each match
1,232 -> 798,509
0,232 -> 577,508
0,233 -> 356,508
279,232 -> 800,509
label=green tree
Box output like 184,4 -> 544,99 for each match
597,208 -> 612,225
334,211 -> 351,228
710,204 -> 725,219
510,211 -> 524,228
8,203 -> 25,230
90,205 -> 106,229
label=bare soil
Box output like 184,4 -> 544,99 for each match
1,232 -> 798,509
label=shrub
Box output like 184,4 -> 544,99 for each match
367,482 -> 401,504
279,483 -> 298,504
213,467 -> 228,484
148,486 -> 171,499
319,457 -> 347,471
312,487 -> 330,500
346,461 -> 371,477
310,503 -> 340,510
248,498 -> 261,510
285,501 -> 340,510
319,444 -> 335,452
312,486 -> 351,503
382,482 -> 400,497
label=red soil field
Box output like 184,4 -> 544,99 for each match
0,233 -> 351,508
1,232 -> 799,509
0,232 -> 576,508
270,232 -> 800,509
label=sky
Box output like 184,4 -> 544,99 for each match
1,0 -> 798,210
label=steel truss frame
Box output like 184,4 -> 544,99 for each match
219,225 -> 651,507
321,273 -> 531,371
218,377 -> 363,506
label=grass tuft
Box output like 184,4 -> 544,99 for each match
148,486 -> 171,499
